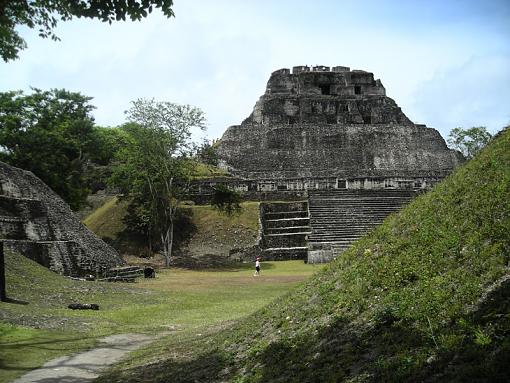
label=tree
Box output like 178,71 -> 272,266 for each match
82,125 -> 132,193
447,126 -> 493,159
0,88 -> 97,210
110,100 -> 206,266
195,139 -> 219,166
0,0 -> 174,61
89,126 -> 131,166
211,184 -> 242,216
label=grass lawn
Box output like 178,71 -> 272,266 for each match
0,251 -> 319,383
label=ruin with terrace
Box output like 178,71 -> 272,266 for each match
203,65 -> 464,262
0,161 -> 124,276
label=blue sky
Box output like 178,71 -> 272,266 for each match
1,0 -> 509,140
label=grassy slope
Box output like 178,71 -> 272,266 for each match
82,195 -> 128,240
0,249 -> 315,383
99,129 -> 510,382
82,199 -> 259,259
190,161 -> 231,179
180,202 -> 259,259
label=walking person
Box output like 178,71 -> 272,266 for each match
254,257 -> 261,276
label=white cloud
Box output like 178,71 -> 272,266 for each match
409,54 -> 510,137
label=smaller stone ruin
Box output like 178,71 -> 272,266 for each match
0,161 -> 124,276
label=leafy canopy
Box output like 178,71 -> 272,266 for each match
0,88 -> 97,210
447,126 -> 492,159
0,0 -> 174,61
211,184 -> 242,216
110,100 -> 206,265
195,139 -> 219,166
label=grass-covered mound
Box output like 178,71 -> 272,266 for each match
82,198 -> 259,260
98,129 -> 510,382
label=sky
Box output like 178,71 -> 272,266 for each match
1,0 -> 509,141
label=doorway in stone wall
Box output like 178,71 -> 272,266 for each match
319,84 -> 331,95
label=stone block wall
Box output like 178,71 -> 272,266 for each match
218,123 -> 464,180
0,161 -> 124,276
217,65 -> 463,186
258,201 -> 310,260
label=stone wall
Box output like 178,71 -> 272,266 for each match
245,66 -> 409,126
258,201 -> 309,260
218,123 -> 463,180
0,161 -> 124,276
217,65 -> 464,184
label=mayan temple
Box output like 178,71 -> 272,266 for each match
214,66 -> 464,262
217,65 -> 463,186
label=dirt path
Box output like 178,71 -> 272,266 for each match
12,333 -> 155,383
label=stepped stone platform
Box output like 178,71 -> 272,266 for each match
259,201 -> 310,260
216,65 -> 463,192
210,65 -> 464,263
307,189 -> 416,263
0,161 -> 123,276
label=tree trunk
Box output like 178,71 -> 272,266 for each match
167,218 -> 174,266
0,242 -> 6,302
164,218 -> 174,267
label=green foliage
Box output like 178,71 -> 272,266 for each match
89,126 -> 131,166
195,139 -> 219,166
0,1 -> 175,61
110,100 -> 206,265
447,126 -> 492,159
190,160 -> 230,179
211,184 -> 242,216
82,197 -> 260,258
80,126 -> 132,193
0,88 -> 97,210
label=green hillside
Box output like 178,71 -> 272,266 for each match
82,198 -> 260,260
98,128 -> 510,382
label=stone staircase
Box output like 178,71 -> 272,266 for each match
259,201 -> 311,260
307,189 -> 417,263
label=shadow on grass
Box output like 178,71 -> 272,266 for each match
97,350 -> 228,383
0,335 -> 95,374
97,300 -> 510,383
96,316 -> 424,382
1,297 -> 29,305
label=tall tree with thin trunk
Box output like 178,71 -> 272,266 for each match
111,100 -> 206,266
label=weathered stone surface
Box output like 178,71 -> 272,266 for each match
217,66 -> 463,185
259,201 -> 310,260
219,123 -> 462,180
0,161 -> 124,276
214,66 -> 466,262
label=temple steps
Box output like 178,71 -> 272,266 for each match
264,211 -> 309,219
265,218 -> 310,229
307,189 -> 417,262
259,201 -> 310,260
262,246 -> 308,261
265,226 -> 312,234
